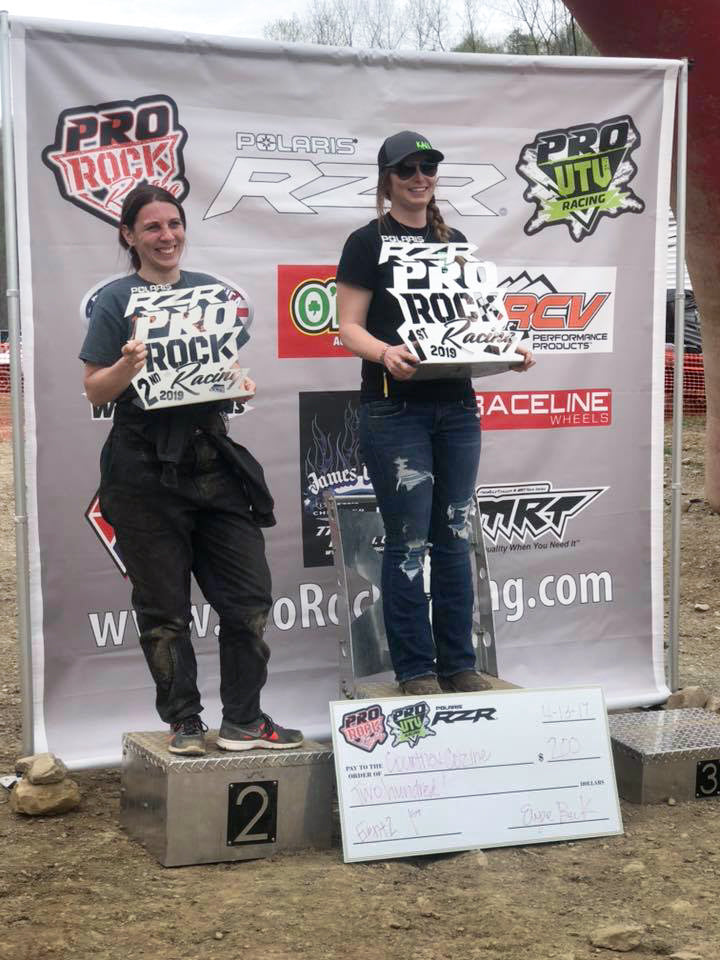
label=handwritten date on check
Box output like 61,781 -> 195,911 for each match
330,687 -> 622,863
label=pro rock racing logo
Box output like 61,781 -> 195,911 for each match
388,702 -> 437,749
43,95 -> 189,226
477,482 -> 607,545
339,705 -> 388,753
517,116 -> 644,242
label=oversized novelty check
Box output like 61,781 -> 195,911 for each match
330,686 -> 622,863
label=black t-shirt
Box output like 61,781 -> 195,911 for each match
336,214 -> 474,402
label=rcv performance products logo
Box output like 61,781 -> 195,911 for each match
205,159 -> 505,218
43,95 -> 189,226
517,115 -> 644,242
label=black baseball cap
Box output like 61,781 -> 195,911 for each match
378,130 -> 444,169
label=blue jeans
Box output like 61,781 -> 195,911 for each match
359,398 -> 482,683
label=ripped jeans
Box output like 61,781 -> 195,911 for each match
100,430 -> 272,726
359,398 -> 482,683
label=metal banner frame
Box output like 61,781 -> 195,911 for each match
0,16 -> 689,755
324,491 -> 497,696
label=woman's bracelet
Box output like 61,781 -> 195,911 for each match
379,344 -> 390,367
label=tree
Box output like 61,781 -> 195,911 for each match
453,0 -> 504,53
502,0 -> 595,56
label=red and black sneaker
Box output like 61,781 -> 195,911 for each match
216,714 -> 304,752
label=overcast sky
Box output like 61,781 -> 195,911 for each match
11,0 -> 514,44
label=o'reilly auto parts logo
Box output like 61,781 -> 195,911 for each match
43,95 -> 189,226
517,116 -> 644,242
277,266 -> 351,358
477,482 -> 606,546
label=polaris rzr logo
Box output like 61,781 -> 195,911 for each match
205,159 -> 505,218
43,95 -> 189,226
516,115 -> 644,242
477,482 -> 606,544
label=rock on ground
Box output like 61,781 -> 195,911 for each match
26,753 -> 68,785
9,777 -> 80,816
589,922 -> 645,952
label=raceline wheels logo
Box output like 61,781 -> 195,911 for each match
516,116 -> 644,242
42,95 -> 189,226
477,481 -> 607,545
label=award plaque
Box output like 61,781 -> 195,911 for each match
384,239 -> 525,378
129,279 -> 254,409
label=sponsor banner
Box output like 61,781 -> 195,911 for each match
475,388 -> 612,429
14,19 -> 675,764
298,391 -> 372,567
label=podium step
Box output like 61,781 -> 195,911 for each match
120,732 -> 334,866
609,708 -> 720,804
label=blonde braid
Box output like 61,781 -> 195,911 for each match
426,196 -> 451,243
376,171 -> 392,235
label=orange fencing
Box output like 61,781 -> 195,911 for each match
664,349 -> 707,419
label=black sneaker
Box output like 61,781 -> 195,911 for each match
168,715 -> 207,755
216,714 -> 304,752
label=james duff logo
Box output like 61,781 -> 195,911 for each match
43,95 -> 189,226
339,705 -> 388,753
517,115 -> 644,242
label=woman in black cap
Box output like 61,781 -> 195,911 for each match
336,131 -> 533,696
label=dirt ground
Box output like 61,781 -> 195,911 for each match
0,412 -> 719,960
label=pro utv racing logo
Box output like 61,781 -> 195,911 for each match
43,95 -> 189,226
516,115 -> 644,242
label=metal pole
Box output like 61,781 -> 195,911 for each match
1,10 -> 34,752
669,58 -> 689,693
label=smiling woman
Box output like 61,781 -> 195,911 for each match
335,130 -> 534,698
78,183 -> 303,757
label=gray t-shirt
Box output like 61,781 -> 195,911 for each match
80,269 -> 223,367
